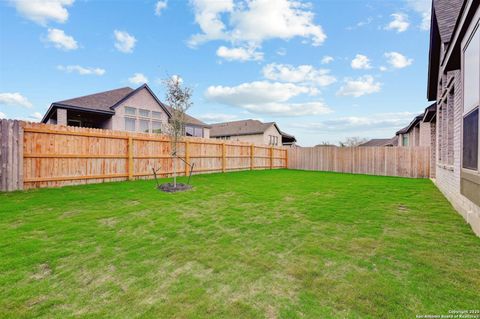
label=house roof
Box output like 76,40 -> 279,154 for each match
396,113 -> 424,135
210,119 -> 278,137
41,84 -> 207,127
54,87 -> 134,113
280,130 -> 297,143
434,0 -> 464,43
427,0 -> 473,100
359,138 -> 396,147
423,103 -> 437,122
165,106 -> 211,128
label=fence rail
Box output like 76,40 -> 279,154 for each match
288,146 -> 431,178
14,120 -> 287,189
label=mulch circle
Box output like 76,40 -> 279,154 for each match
158,183 -> 193,193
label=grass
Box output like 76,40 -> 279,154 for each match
1,169 -> 479,318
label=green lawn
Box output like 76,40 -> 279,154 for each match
1,170 -> 479,318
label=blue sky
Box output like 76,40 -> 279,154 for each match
0,0 -> 432,146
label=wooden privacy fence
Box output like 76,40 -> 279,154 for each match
0,120 -> 287,190
288,146 -> 431,178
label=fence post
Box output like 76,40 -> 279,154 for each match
250,144 -> 254,170
128,137 -> 133,180
222,142 -> 226,173
270,146 -> 273,169
185,141 -> 190,176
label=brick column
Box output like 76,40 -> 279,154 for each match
57,108 -> 67,126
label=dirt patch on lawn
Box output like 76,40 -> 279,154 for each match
31,263 -> 52,280
158,183 -> 193,193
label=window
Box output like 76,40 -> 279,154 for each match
463,109 -> 479,170
152,121 -> 163,134
194,127 -> 203,137
125,118 -> 136,131
139,119 -> 149,133
462,24 -> 480,171
185,126 -> 194,136
464,26 -> 479,114
139,109 -> 150,117
125,107 -> 136,116
402,135 -> 409,147
152,111 -> 163,119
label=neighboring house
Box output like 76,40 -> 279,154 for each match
359,137 -> 398,147
427,0 -> 480,235
209,119 -> 296,146
396,104 -> 437,148
41,84 -> 210,137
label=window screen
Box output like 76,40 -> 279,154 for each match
185,126 -> 194,136
152,121 -> 163,133
152,111 -> 163,119
125,118 -> 136,131
139,109 -> 150,117
125,107 -> 136,116
463,108 -> 479,170
402,135 -> 409,146
139,119 -> 149,133
194,127 -> 203,137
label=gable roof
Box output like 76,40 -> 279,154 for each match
209,119 -> 279,137
427,0 -> 474,100
396,113 -> 424,135
54,87 -> 134,113
434,0 -> 464,43
359,138 -> 396,147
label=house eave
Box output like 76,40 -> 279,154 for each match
41,103 -> 115,123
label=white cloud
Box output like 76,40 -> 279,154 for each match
346,16 -> 374,30
189,0 -> 326,48
385,13 -> 409,33
321,55 -> 334,64
10,0 -> 74,25
0,92 -> 33,108
405,0 -> 430,31
114,30 -> 136,53
45,28 -> 78,50
197,113 -> 238,123
57,65 -> 105,75
205,81 -> 331,116
291,112 -> 416,134
337,75 -> 381,97
351,54 -> 371,69
155,0 -> 167,15
276,48 -> 287,56
129,73 -> 148,85
385,51 -> 413,68
379,66 -> 388,72
30,112 -> 43,121
262,63 -> 336,87
0,112 -> 5,118
216,46 -> 263,61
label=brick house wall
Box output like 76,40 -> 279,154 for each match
434,70 -> 480,236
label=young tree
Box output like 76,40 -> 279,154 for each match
163,75 -> 192,188
338,136 -> 368,147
